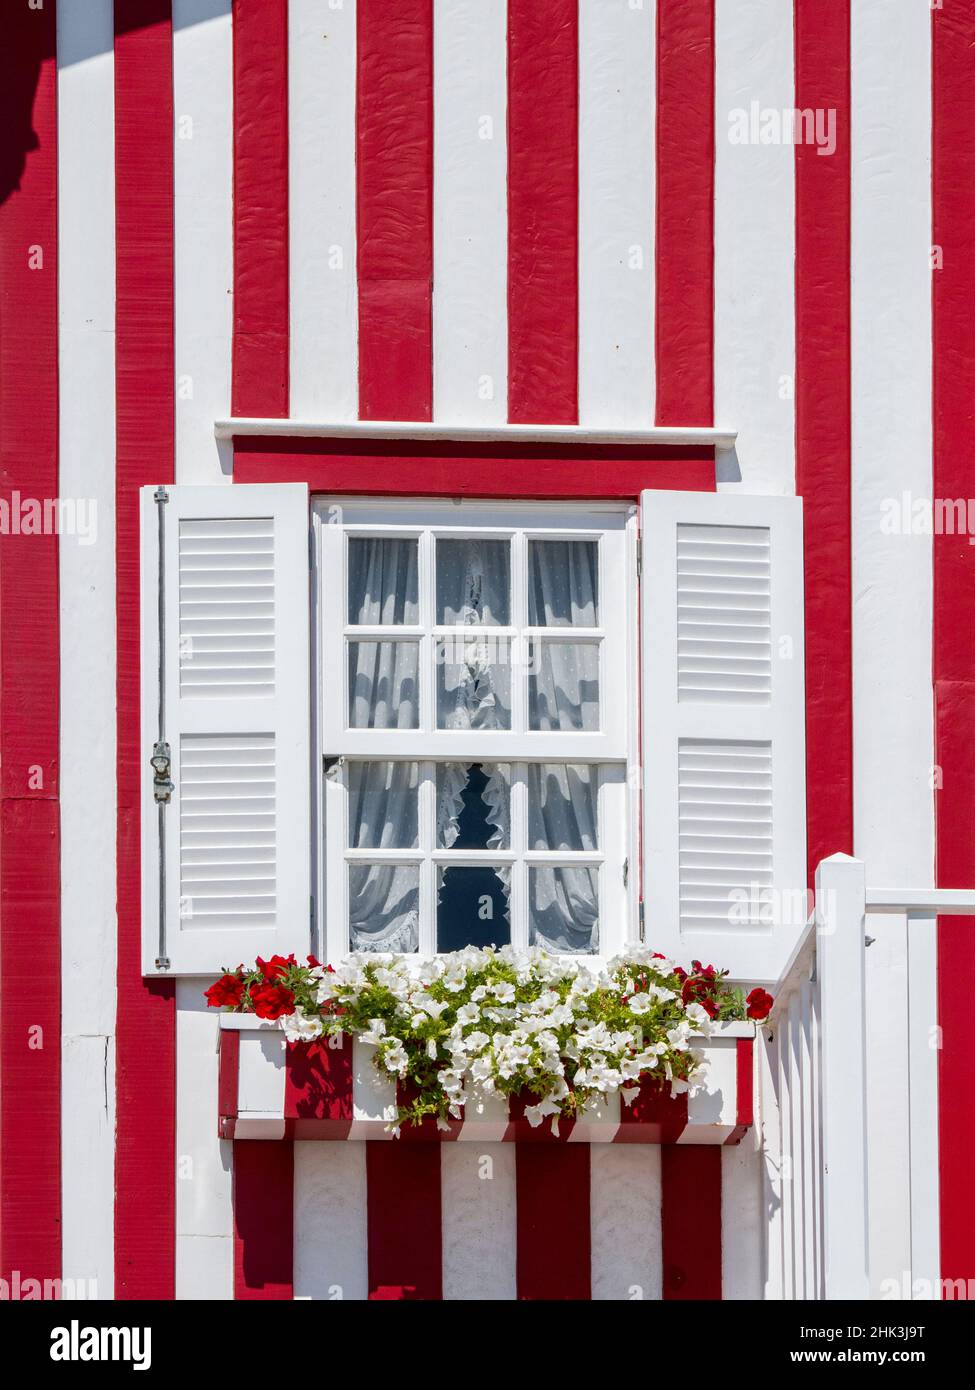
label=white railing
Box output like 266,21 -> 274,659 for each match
761,853 -> 975,1301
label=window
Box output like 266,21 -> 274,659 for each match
318,499 -> 636,960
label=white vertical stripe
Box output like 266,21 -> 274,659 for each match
289,0 -> 359,419
851,0 -> 933,1298
441,1143 -> 517,1300
57,0 -> 117,1301
175,985 -> 233,1299
713,0 -> 796,494
721,1141 -> 764,1299
173,1 -> 233,484
294,1143 -> 369,1300
578,0 -> 655,427
850,0 -> 934,885
590,1146 -> 661,1300
432,0 -> 508,423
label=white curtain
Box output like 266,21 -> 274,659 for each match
527,763 -> 599,953
347,760 -> 420,952
343,537 -> 600,953
437,539 -> 511,730
348,538 -> 419,729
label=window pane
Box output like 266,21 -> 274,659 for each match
437,763 -> 510,849
528,539 -> 598,626
349,863 -> 419,952
528,641 -> 599,730
528,866 -> 599,954
436,538 -> 510,626
437,864 -> 511,952
347,761 -> 418,849
348,537 -> 418,625
527,764 -> 597,850
348,641 -> 419,728
437,636 -> 511,729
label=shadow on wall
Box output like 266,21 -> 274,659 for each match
0,0 -> 201,209
0,18 -> 50,208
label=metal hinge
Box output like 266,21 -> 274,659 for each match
623,857 -> 629,888
636,550 -> 642,583
638,899 -> 645,942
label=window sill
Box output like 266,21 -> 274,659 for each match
215,417 -> 738,450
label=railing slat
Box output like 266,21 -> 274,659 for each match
906,910 -> 940,1297
760,1026 -> 785,1300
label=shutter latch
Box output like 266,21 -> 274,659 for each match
151,740 -> 174,803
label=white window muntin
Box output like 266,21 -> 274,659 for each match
315,498 -> 636,960
320,499 -> 629,762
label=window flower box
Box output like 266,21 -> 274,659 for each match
218,1014 -> 754,1146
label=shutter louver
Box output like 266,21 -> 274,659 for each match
141,484 -> 310,975
642,491 -> 806,981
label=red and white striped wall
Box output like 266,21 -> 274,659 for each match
1,0 -> 972,1300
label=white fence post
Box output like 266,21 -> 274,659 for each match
816,853 -> 870,1299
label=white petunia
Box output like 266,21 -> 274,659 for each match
281,1007 -> 324,1043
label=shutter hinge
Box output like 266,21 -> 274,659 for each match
638,899 -> 645,942
151,739 -> 174,803
636,549 -> 642,583
623,856 -> 629,888
154,485 -> 169,504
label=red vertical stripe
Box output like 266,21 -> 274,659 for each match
655,0 -> 714,426
516,1146 -> 591,1299
284,1037 -> 353,1131
932,2 -> 975,1292
367,1144 -> 441,1299
794,2 -> 853,882
661,1147 -> 722,1299
232,0 -> 289,417
356,0 -> 433,422
507,0 -> 578,424
0,1 -> 60,1290
218,1029 -> 240,1139
114,1 -> 176,1299
233,1142 -> 294,1299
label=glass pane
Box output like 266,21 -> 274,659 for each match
528,539 -> 598,626
348,537 -> 419,625
436,763 -> 510,850
437,864 -> 511,952
528,866 -> 599,954
528,641 -> 599,730
436,538 -> 510,625
349,863 -> 419,952
347,761 -> 419,849
437,636 -> 511,730
527,764 -> 597,850
348,641 -> 419,728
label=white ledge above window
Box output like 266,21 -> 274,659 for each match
214,417 -> 738,449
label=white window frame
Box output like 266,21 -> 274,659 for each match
312,497 -> 640,963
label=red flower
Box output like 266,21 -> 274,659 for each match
250,983 -> 295,1020
255,953 -> 295,981
746,987 -> 774,1021
307,954 -> 322,968
205,973 -> 245,1009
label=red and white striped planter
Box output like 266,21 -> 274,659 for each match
218,1015 -> 754,1146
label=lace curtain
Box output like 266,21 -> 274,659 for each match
345,537 -> 600,953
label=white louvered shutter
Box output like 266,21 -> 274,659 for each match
641,491 -> 806,981
140,484 -> 311,975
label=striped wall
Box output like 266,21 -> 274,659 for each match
0,0 -> 969,1300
